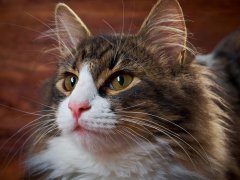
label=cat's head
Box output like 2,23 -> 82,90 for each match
49,0 -> 206,156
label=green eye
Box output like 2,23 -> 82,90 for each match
109,74 -> 133,91
63,74 -> 78,91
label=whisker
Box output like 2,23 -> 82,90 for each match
122,126 -> 164,160
0,115 -> 54,153
2,119 -> 56,169
119,110 -> 211,166
33,123 -> 59,147
20,97 -> 57,110
0,103 -> 43,116
116,128 -> 158,161
119,117 -> 196,169
121,115 -> 207,163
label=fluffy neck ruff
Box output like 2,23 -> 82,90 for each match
26,135 -> 204,180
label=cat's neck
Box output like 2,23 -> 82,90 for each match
26,135 -> 204,179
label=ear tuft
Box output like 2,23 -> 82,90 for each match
55,3 -> 91,56
138,0 -> 188,64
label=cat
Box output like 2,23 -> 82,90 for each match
25,0 -> 240,179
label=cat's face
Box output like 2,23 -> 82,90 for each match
55,36 -> 150,152
54,35 -> 174,152
50,1 -> 200,154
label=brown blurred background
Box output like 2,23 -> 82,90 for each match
0,0 -> 239,179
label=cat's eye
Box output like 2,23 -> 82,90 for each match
109,74 -> 133,91
63,74 -> 78,91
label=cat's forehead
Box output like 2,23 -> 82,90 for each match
78,35 -> 142,63
61,35 -> 151,79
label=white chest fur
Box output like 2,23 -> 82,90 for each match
27,135 -> 204,180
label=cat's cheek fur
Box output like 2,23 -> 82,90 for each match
80,95 -> 116,130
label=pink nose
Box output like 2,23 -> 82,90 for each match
68,102 -> 91,120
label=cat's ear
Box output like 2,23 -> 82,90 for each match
138,0 -> 187,64
55,3 -> 91,56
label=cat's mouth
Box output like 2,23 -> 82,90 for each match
73,124 -> 85,133
72,122 -> 110,136
72,124 -> 96,135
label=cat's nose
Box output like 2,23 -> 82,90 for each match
68,102 -> 91,120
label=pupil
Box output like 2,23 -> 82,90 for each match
117,75 -> 124,86
70,76 -> 76,87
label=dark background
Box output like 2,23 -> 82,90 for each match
0,0 -> 239,179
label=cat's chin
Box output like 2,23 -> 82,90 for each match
69,128 -> 130,154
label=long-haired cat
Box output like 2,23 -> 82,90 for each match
25,0 -> 240,179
